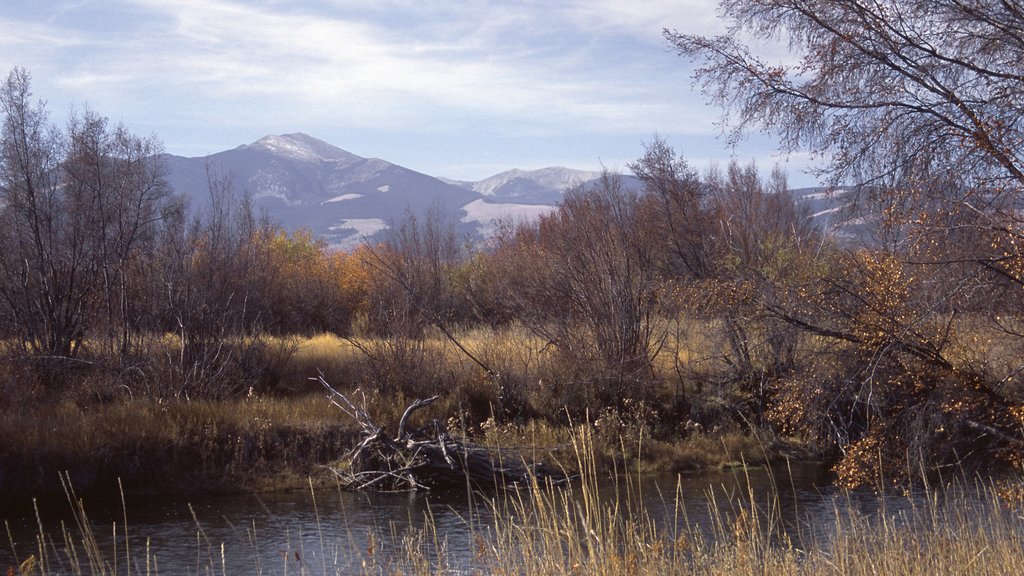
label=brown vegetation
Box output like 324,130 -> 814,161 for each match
6,0 -> 1024,498
6,433 -> 1024,575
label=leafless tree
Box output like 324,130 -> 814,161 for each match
0,68 -> 85,361
630,137 -> 711,280
0,68 -> 174,375
669,1 -> 1024,483
353,208 -> 498,399
154,168 -> 276,397
516,173 -> 665,405
64,108 -> 172,365
667,0 -> 1024,282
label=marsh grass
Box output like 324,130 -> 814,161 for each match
6,428 -> 1024,575
0,393 -> 359,497
402,429 -> 1024,575
0,326 -> 801,500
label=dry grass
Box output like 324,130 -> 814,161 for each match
0,323 -> 812,500
0,393 -> 358,496
398,430 -> 1024,575
277,332 -> 364,391
7,430 -> 1023,575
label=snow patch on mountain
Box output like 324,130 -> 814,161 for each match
251,173 -> 302,205
322,193 -> 364,204
473,167 -> 602,196
461,199 -> 557,237
328,218 -> 388,235
249,133 -> 357,163
812,206 -> 845,218
326,218 -> 390,250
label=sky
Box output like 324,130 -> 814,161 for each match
0,0 -> 819,186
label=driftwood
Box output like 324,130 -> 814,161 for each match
317,375 -> 570,491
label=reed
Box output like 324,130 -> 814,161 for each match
398,430 -> 1024,575
5,453 -> 1024,575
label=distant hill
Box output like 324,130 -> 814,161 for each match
163,133 -> 858,249
162,133 -> 615,249
442,167 -> 607,204
790,186 -> 873,243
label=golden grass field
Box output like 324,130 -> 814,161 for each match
0,323 -> 790,501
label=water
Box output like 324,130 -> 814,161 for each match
0,463 -> 975,574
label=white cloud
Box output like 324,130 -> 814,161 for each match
565,0 -> 726,36
0,0 -> 808,183
74,0 -> 702,133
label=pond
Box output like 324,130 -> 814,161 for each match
0,462 -> 981,574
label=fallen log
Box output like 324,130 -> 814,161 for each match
316,375 -> 570,491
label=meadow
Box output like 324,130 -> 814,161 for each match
0,325 -> 787,500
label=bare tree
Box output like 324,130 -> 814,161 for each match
514,173 -> 664,405
669,1 -> 1024,484
0,68 -> 93,361
154,168 -> 276,397
64,108 -> 171,365
354,208 -> 498,399
670,1 -> 1024,183
630,137 -> 711,280
667,0 -> 1024,281
0,67 -> 174,385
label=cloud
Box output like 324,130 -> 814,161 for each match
27,0 -> 706,132
565,0 -> 727,36
0,0 -> 808,183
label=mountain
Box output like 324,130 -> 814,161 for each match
443,167 -> 606,204
162,134 -> 608,248
162,133 -> 858,250
790,186 -> 874,243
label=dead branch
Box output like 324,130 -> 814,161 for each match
317,377 -> 571,491
397,395 -> 439,441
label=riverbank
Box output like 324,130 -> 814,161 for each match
0,329 -> 829,500
0,394 -> 360,499
0,390 -> 809,500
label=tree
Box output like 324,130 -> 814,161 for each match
667,0 -> 1024,281
350,208 -> 499,399
154,168 -> 276,397
629,137 -> 711,280
706,161 -> 816,378
506,173 -> 664,407
64,108 -> 171,364
0,68 -> 173,370
262,229 -> 354,335
0,68 -> 173,371
0,67 -> 82,360
669,1 -> 1024,485
669,1 -> 1024,184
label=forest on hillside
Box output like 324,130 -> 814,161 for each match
4,0 -> 1024,492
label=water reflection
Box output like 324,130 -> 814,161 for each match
0,463 -> 981,573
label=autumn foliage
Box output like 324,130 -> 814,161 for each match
8,0 -> 1024,492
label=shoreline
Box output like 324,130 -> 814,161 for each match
0,394 -> 817,502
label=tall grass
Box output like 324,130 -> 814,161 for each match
0,393 -> 359,497
405,430 -> 1024,575
0,326 -> 805,500
7,429 -> 1023,575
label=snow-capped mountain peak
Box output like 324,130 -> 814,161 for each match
247,133 -> 358,163
164,134 -> 636,249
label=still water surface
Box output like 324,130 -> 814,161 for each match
0,463 -> 956,574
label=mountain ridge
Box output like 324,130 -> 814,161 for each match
163,133 -> 853,249
162,133 -> 603,248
